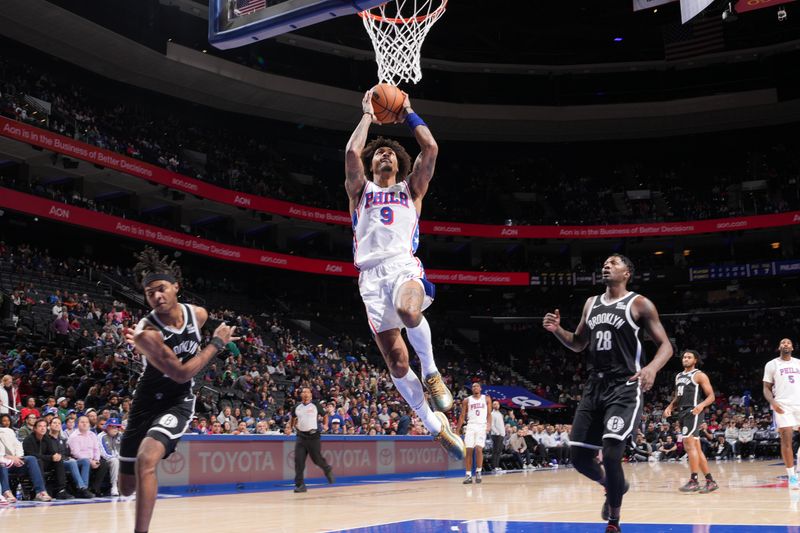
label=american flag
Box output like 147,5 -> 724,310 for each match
662,17 -> 724,61
234,0 -> 267,16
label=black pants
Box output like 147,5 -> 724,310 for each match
89,459 -> 110,495
294,431 -> 331,487
38,458 -> 67,494
491,435 -> 504,469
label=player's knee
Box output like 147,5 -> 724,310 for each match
388,357 -> 409,378
397,307 -> 422,328
570,446 -> 596,469
601,439 -> 626,464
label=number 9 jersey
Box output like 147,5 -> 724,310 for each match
353,180 -> 435,334
352,180 -> 419,271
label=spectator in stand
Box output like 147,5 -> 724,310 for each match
22,419 -> 73,499
631,434 -> 653,462
67,415 -> 109,496
53,312 -> 70,347
0,423 -> 52,501
698,423 -> 715,458
17,412 -> 37,440
658,436 -> 679,461
98,418 -> 122,497
737,418 -> 757,459
713,435 -> 734,460
48,416 -> 93,498
0,377 -> 10,416
19,397 -> 40,424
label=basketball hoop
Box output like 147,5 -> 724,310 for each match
359,0 -> 447,85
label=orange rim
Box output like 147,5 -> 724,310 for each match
358,0 -> 447,24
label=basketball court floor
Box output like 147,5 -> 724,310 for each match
2,460 -> 798,532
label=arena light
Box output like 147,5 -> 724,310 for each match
771,242 -> 781,249
654,250 -> 665,255
683,249 -> 691,256
614,37 -> 624,42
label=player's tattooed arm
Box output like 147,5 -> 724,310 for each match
344,91 -> 373,207
404,94 -> 438,207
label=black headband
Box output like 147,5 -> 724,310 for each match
142,272 -> 177,287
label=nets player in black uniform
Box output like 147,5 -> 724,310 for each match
120,248 -> 237,533
543,254 -> 672,533
663,349 -> 718,493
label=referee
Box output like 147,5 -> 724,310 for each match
292,387 -> 335,493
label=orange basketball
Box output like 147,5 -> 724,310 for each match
371,83 -> 405,124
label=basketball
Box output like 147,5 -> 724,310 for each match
371,83 -> 405,123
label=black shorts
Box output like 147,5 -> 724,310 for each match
570,375 -> 643,450
120,395 -> 195,475
678,408 -> 701,437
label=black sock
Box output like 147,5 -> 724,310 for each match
608,517 -> 620,528
135,530 -> 148,533
705,473 -> 714,481
690,473 -> 698,481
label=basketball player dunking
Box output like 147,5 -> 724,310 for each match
543,254 -> 672,533
344,90 -> 464,460
663,350 -> 718,493
121,248 -> 237,533
762,338 -> 800,490
456,382 -> 492,484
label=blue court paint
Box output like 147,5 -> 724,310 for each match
330,520 -> 800,533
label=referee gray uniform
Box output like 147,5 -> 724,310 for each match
293,401 -> 333,490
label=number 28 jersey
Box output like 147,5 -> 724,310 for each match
583,292 -> 644,377
352,180 -> 420,271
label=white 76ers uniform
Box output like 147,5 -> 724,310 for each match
763,356 -> 800,429
353,180 -> 434,333
464,394 -> 488,448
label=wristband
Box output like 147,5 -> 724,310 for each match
210,337 -> 226,351
405,112 -> 426,131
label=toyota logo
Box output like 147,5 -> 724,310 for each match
162,451 -> 185,475
379,448 -> 393,466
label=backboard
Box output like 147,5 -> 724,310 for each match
209,0 -> 385,50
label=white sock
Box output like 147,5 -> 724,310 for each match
391,368 -> 442,434
476,467 -> 482,473
788,467 -> 796,478
406,317 -> 438,377
465,470 -> 471,476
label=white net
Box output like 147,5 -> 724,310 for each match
359,0 -> 447,85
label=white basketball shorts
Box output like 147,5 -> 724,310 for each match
464,425 -> 487,448
358,257 -> 435,334
774,402 -> 800,429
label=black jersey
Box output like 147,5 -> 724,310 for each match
133,303 -> 202,403
675,369 -> 705,410
583,292 -> 644,377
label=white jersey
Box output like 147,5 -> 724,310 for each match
352,180 -> 420,271
466,394 -> 488,427
763,356 -> 800,406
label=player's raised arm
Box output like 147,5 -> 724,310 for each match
542,298 -> 593,353
133,322 -> 236,383
630,296 -> 673,392
344,90 -> 376,207
400,94 -> 438,204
